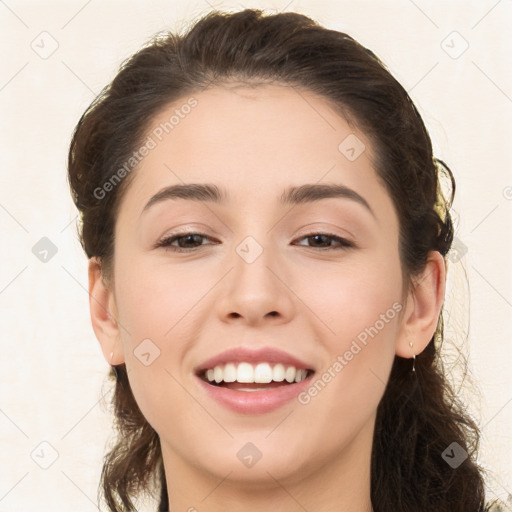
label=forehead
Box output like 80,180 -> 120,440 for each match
117,83 -> 394,221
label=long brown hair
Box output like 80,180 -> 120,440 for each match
67,8 -> 496,511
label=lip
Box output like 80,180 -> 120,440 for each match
194,346 -> 314,373
194,346 -> 315,414
196,372 -> 314,414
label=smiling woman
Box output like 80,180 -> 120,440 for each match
67,8 -> 498,512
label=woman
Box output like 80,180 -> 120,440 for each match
67,8 -> 499,512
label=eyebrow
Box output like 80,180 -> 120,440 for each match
141,182 -> 375,218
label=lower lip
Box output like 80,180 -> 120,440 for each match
196,374 -> 314,414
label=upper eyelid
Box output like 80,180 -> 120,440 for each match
159,230 -> 349,240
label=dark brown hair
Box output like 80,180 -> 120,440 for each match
67,8 -> 496,511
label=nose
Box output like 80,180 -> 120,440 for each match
216,240 -> 296,327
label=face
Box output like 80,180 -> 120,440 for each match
107,84 -> 407,487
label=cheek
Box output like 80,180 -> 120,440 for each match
297,250 -> 403,343
111,261 -> 201,434
297,252 -> 403,401
112,257 -> 211,420
295,271 -> 402,448
113,256 -> 206,336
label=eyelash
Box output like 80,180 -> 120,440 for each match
155,231 -> 354,253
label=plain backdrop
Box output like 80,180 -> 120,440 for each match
0,0 -> 511,510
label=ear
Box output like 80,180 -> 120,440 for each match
88,257 -> 124,365
395,251 -> 446,358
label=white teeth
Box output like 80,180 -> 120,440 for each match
214,366 -> 223,383
254,363 -> 273,383
237,362 -> 254,383
223,363 -> 237,382
203,362 -> 310,384
285,366 -> 296,383
272,363 -> 285,382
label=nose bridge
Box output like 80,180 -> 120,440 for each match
232,232 -> 280,300
216,230 -> 295,324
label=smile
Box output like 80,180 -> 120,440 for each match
195,351 -> 316,413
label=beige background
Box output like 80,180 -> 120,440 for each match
0,0 -> 511,510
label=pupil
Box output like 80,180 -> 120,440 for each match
312,235 -> 328,246
180,234 -> 201,247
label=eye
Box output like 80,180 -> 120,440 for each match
293,232 -> 354,250
155,231 -> 354,253
155,232 -> 216,252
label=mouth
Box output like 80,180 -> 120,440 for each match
195,359 -> 316,414
194,346 -> 316,413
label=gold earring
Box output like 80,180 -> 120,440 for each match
110,351 -> 114,366
409,341 -> 416,372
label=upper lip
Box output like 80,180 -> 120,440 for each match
194,346 -> 315,374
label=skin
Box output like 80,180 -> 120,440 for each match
89,83 -> 445,512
